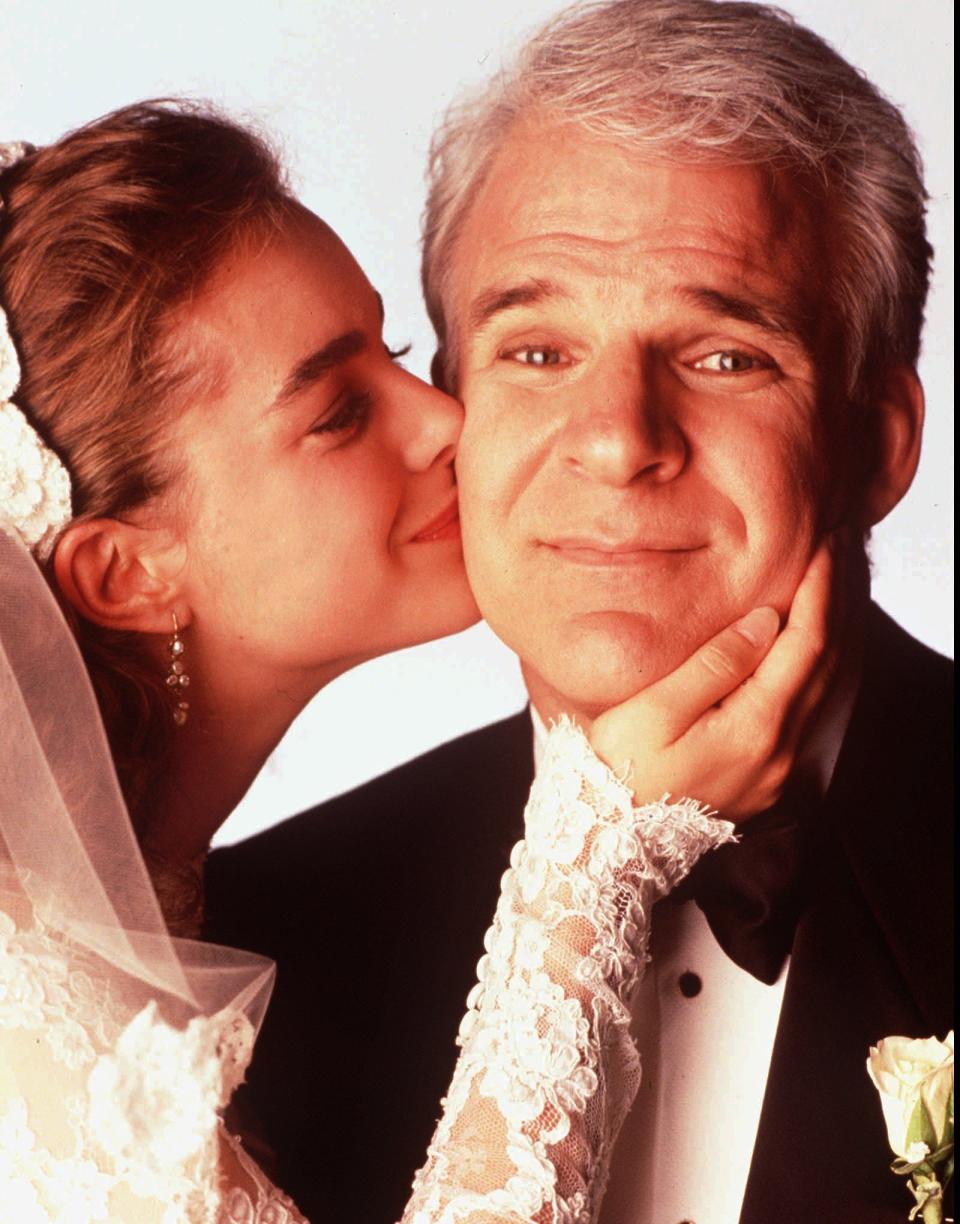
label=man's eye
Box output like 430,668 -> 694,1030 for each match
693,349 -> 767,373
503,346 -> 565,367
310,391 -> 373,437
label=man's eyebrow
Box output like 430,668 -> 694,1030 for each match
680,286 -> 800,339
270,330 -> 367,409
468,277 -> 570,332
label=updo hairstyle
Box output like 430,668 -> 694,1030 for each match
0,100 -> 293,831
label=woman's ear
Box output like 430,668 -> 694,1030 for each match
858,365 -> 925,529
54,518 -> 189,633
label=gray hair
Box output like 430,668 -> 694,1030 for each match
422,0 -> 931,402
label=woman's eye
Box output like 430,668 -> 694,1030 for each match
502,345 -> 566,367
310,391 -> 372,437
692,349 -> 768,373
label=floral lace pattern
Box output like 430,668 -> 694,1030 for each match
218,1130 -> 305,1223
402,718 -> 734,1223
1,721 -> 729,1223
0,908 -> 125,1070
0,905 -> 305,1223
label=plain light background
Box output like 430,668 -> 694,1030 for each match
1,0 -> 952,844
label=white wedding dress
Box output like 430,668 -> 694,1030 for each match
0,725 -> 730,1223
0,880 -> 301,1224
0,529 -> 732,1222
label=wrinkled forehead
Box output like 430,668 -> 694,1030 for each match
441,119 -> 833,359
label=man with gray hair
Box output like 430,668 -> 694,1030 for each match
206,3 -> 953,1221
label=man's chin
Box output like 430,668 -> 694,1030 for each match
517,610 -> 704,724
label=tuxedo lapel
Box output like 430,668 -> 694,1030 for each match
740,607 -> 953,1223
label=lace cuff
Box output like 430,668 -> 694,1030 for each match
402,717 -> 735,1223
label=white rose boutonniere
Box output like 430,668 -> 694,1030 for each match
868,1031 -> 954,1222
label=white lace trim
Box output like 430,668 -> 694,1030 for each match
403,717 -> 735,1223
218,1128 -> 305,1223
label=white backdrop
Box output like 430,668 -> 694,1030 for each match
1,0 -> 952,844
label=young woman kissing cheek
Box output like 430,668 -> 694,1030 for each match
161,205 -> 478,716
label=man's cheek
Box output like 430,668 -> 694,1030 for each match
458,481 -> 508,599
743,526 -> 818,617
458,427 -> 522,529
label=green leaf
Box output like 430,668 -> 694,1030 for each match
924,1142 -> 954,1167
941,1086 -> 954,1148
906,1095 -> 940,1154
893,1156 -> 927,1177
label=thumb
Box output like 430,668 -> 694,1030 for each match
592,606 -> 780,769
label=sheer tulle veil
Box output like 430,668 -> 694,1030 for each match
0,528 -> 274,1035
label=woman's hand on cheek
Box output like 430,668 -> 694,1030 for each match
589,540 -> 838,821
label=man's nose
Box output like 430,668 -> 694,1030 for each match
559,365 -> 688,487
395,368 -> 463,472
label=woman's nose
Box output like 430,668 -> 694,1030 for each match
395,368 -> 463,471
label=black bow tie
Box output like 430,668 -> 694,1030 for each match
669,784 -> 826,984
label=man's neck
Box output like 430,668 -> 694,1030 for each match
521,660 -> 599,733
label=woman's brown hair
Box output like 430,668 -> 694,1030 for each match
0,100 -> 293,832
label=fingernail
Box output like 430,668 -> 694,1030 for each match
734,606 -> 780,647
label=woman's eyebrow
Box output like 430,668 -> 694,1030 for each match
270,330 -> 367,409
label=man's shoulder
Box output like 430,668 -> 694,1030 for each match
204,707 -> 534,947
873,602 -> 953,681
209,706 -> 533,870
838,602 -> 953,884
861,604 -> 953,759
830,605 -> 954,1028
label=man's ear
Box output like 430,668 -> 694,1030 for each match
857,365 -> 924,529
53,518 -> 189,634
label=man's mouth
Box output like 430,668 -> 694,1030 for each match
411,497 -> 461,543
541,536 -> 705,565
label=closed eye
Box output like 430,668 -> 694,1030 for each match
310,391 -> 373,437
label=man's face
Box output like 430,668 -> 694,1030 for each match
448,120 -> 838,720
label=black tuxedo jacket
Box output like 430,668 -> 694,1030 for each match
205,606 -> 953,1224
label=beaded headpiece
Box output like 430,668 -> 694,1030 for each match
0,140 -> 73,560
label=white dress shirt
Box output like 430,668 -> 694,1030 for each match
530,672 -> 857,1224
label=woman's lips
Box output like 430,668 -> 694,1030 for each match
411,498 -> 461,542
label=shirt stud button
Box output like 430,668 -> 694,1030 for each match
678,971 -> 702,998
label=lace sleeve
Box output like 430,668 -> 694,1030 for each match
401,717 -> 735,1224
